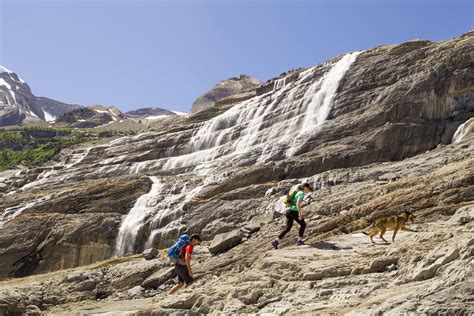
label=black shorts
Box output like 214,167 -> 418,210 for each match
175,264 -> 193,284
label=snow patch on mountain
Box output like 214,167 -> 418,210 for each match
0,78 -> 12,90
42,107 -> 57,122
172,111 -> 187,116
144,115 -> 170,120
0,78 -> 17,104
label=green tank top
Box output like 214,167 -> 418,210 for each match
289,191 -> 304,211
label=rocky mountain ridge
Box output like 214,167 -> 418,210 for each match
0,66 -> 80,126
190,74 -> 261,114
124,107 -> 178,120
0,31 -> 472,314
55,105 -> 126,128
0,67 -> 184,128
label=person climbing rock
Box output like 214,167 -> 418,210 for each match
168,234 -> 201,294
272,183 -> 313,249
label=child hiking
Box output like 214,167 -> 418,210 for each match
168,234 -> 201,294
272,183 -> 313,249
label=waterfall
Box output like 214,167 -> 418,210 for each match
19,169 -> 57,191
452,118 -> 473,144
114,176 -> 162,256
159,51 -> 361,171
144,184 -> 204,249
65,147 -> 92,168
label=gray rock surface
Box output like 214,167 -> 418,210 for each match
141,267 -> 176,289
190,74 -> 261,114
55,105 -> 125,128
125,107 -> 176,119
209,229 -> 243,254
142,248 -> 158,260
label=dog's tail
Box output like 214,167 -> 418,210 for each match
361,231 -> 369,235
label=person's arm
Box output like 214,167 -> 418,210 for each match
297,197 -> 303,220
185,252 -> 193,277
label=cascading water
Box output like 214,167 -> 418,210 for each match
144,184 -> 204,249
114,176 -> 162,256
452,118 -> 473,144
65,147 -> 92,168
157,51 -> 361,171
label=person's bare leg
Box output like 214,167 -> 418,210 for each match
168,282 -> 184,295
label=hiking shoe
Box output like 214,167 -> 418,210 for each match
271,240 -> 279,249
296,240 -> 305,246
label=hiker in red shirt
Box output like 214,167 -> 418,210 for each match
169,234 -> 201,294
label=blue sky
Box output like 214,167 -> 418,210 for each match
0,0 -> 472,112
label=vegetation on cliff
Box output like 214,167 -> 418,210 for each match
0,127 -> 128,171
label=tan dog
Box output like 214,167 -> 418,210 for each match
362,211 -> 417,243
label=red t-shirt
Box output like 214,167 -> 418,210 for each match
179,244 -> 193,261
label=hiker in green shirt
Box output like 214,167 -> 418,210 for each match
272,183 -> 313,249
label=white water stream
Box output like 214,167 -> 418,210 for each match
451,118 -> 473,144
114,176 -> 162,255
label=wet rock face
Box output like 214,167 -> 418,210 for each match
0,176 -> 151,278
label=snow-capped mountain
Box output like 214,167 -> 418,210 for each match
0,66 -> 80,126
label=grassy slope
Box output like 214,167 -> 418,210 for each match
0,127 -> 133,171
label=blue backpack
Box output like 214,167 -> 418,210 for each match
167,234 -> 190,264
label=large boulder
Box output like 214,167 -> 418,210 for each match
141,267 -> 176,289
142,248 -> 158,260
208,229 -> 243,254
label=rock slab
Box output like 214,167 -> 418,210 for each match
209,230 -> 243,254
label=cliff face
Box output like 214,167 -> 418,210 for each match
0,32 -> 473,315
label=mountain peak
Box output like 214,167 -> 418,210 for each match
0,67 -> 80,126
190,74 -> 261,114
